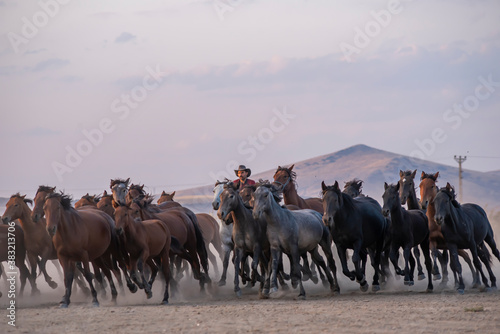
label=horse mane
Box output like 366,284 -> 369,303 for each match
110,178 -> 130,188
134,195 -> 161,213
36,185 -> 55,194
421,172 -> 438,182
215,178 -> 232,187
82,194 -> 101,203
344,179 -> 363,190
259,183 -> 282,203
400,170 -> 414,178
323,184 -> 356,213
223,182 -> 238,191
47,192 -> 73,210
10,193 -> 33,205
129,183 -> 146,196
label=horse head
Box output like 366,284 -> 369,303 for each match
419,171 -> 439,210
239,184 -> 257,207
97,191 -> 115,217
157,190 -> 176,204
321,180 -> 344,229
2,193 -> 32,224
32,185 -> 55,222
272,164 -> 296,192
217,182 -> 239,222
252,183 -> 282,220
343,179 -> 363,198
398,169 -> 417,206
113,202 -> 141,236
110,178 -> 130,206
433,183 -> 457,226
44,192 -> 72,236
212,178 -> 231,210
382,182 -> 400,217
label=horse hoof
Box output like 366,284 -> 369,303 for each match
360,283 -> 369,292
161,300 -> 169,305
59,303 -> 69,309
146,291 -> 153,299
426,288 -> 433,293
270,287 -> 278,294
236,290 -> 242,298
372,285 -> 380,292
129,284 -> 138,293
297,294 -> 306,300
31,289 -> 41,296
433,274 -> 442,281
302,273 -> 310,282
48,281 -> 58,289
418,274 -> 426,281
311,276 -> 319,284
259,292 -> 269,299
472,282 -> 481,289
92,302 -> 99,307
457,288 -> 465,295
217,280 -> 226,287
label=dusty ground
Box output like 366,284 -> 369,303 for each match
1,263 -> 499,334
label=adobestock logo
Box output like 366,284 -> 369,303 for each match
7,0 -> 72,54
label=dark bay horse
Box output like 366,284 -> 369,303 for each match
419,171 -> 477,286
32,185 -> 56,222
0,224 -> 37,296
253,184 -> 339,299
398,170 -> 425,280
2,194 -> 58,290
218,182 -> 270,298
96,191 -> 116,217
273,165 -> 323,213
128,196 -> 210,289
44,192 -> 120,308
322,181 -> 386,292
434,183 -> 500,293
342,179 -> 365,198
114,203 -> 175,304
382,183 -> 433,292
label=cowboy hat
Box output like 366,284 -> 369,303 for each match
234,165 -> 251,177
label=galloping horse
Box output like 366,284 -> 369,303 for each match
419,171 -> 477,286
32,185 -> 56,222
253,184 -> 339,299
272,165 -> 323,213
114,203 -> 175,304
342,179 -> 365,198
75,193 -> 101,209
398,170 -> 425,280
0,224 -> 37,296
322,181 -> 386,292
218,182 -> 270,298
382,183 -> 433,292
434,183 -> 500,293
44,192 -> 120,307
2,194 -> 58,290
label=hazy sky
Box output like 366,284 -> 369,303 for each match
1,0 -> 500,198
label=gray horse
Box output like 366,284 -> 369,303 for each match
252,184 -> 339,299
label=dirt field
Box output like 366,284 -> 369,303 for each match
1,263 -> 499,334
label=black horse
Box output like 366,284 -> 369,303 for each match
434,183 -> 500,294
321,181 -> 387,292
382,182 -> 433,292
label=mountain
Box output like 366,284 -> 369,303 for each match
173,144 -> 500,214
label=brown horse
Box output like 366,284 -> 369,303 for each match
0,224 -> 38,296
32,185 -> 56,222
196,213 -> 222,276
272,165 -> 323,213
114,203 -> 174,304
2,194 -> 59,290
44,192 -> 120,308
75,193 -> 101,209
127,196 -> 210,289
157,191 -> 176,203
419,171 -> 478,287
96,191 -> 115,217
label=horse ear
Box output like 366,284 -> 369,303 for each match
321,181 -> 327,191
434,172 -> 439,180
171,191 -> 175,197
289,164 -> 294,171
446,182 -> 452,190
333,181 -> 339,190
384,182 -> 389,190
21,194 -> 26,199
125,178 -> 130,186
411,170 -> 417,179
420,171 -> 425,180
399,170 -> 404,178
103,190 -> 108,196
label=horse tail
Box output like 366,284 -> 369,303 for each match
480,243 -> 493,266
184,208 -> 210,275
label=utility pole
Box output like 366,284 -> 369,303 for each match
454,155 -> 467,203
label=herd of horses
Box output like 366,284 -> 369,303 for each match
1,165 -> 499,308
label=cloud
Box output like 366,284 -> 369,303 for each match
25,49 -> 47,55
115,32 -> 136,44
22,127 -> 61,137
30,58 -> 69,72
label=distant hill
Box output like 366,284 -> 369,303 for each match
173,144 -> 500,214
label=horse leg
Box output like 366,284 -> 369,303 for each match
352,242 -> 368,291
269,248 -> 280,293
59,258 -> 76,308
310,248 -> 337,294
389,245 -> 404,277
470,243 -> 490,291
92,264 -> 107,297
403,246 -> 414,286
75,262 -> 92,296
146,258 -> 160,288
419,239 -> 434,292
290,248 -> 305,299
160,250 -> 171,305
448,245 -> 465,294
412,246 -> 425,280
94,257 -> 118,304
233,247 -> 243,298
477,243 -> 495,290
138,256 -> 154,299
218,247 -> 231,286
457,249 -> 478,288
207,242 -> 219,277
39,255 -> 58,289
337,246 -> 355,281
27,253 -> 39,295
